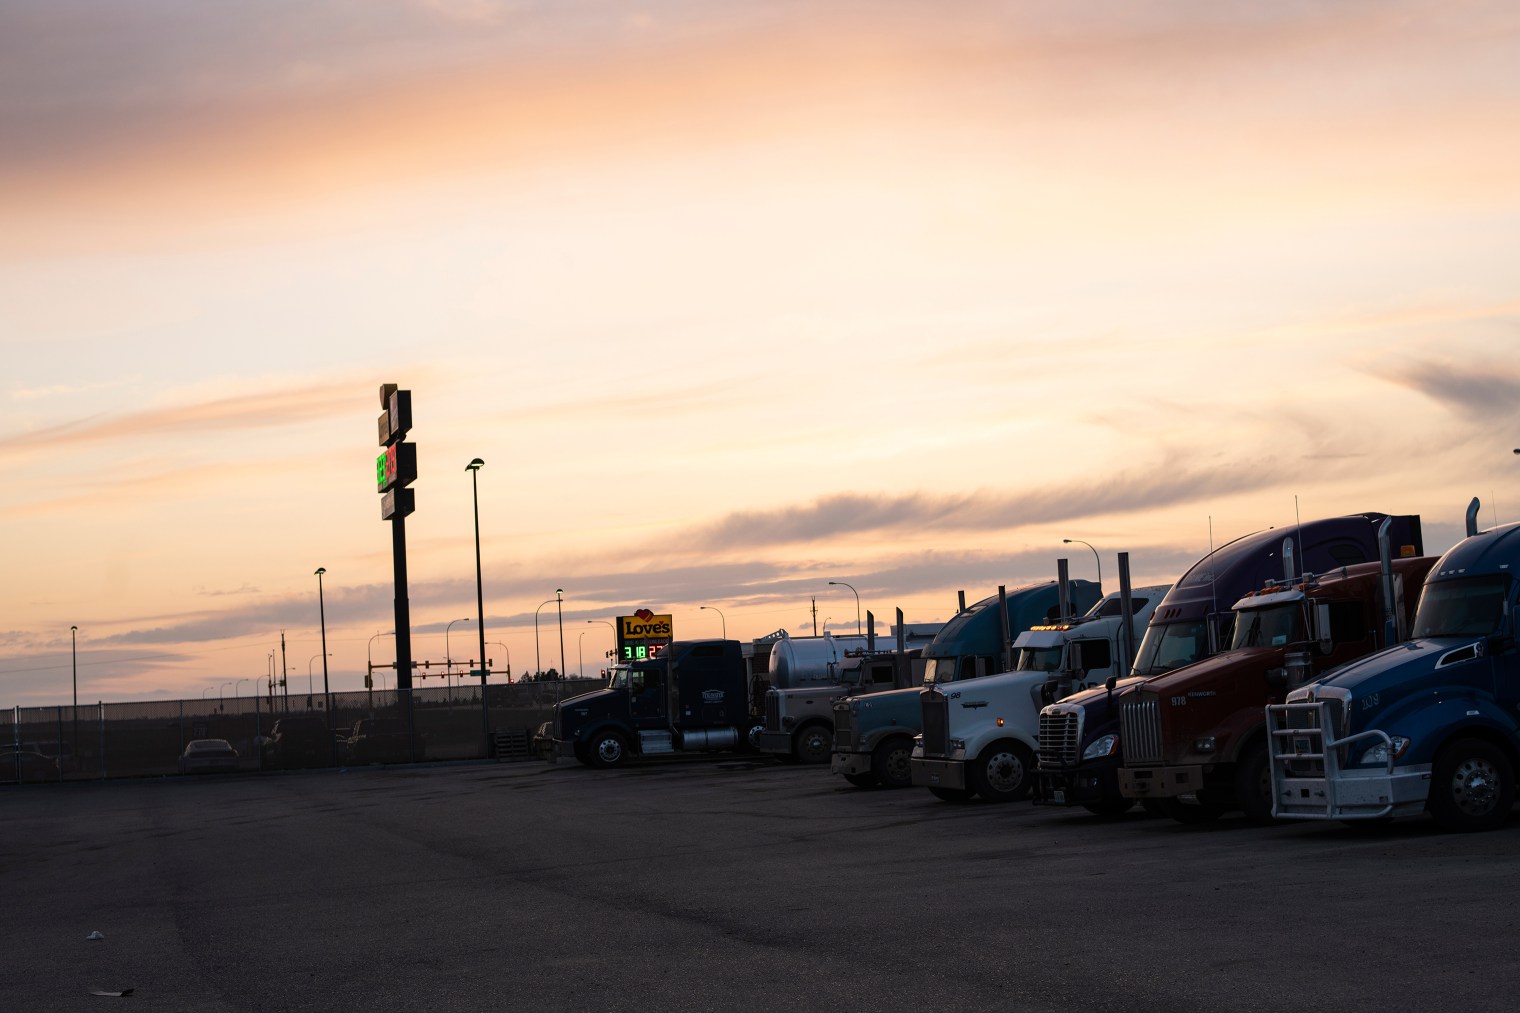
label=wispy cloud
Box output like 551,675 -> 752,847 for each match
683,455 -> 1293,549
0,381 -> 364,453
1373,361 -> 1520,421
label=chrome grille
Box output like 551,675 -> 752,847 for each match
920,691 -> 949,756
1038,709 -> 1081,768
765,690 -> 782,732
833,702 -> 855,751
1120,695 -> 1163,765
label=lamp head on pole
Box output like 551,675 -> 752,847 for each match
467,458 -> 484,472
314,567 -> 326,577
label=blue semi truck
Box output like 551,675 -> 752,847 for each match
1035,512 -> 1425,812
830,579 -> 1101,790
1268,507 -> 1520,831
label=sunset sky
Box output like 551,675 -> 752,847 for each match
4,0 -> 1520,707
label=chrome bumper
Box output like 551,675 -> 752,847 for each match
756,731 -> 793,756
910,756 -> 967,791
1118,764 -> 1205,799
1275,765 -> 1432,820
831,751 -> 870,777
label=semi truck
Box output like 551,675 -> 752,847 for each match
541,639 -> 765,768
1035,512 -> 1425,814
756,627 -> 940,764
1268,505 -> 1520,832
905,581 -> 1166,804
832,579 -> 1105,790
1117,539 -> 1434,823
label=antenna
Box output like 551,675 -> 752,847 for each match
1208,515 -> 1217,617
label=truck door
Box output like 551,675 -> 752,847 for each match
628,666 -> 666,725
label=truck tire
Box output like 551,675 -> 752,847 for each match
1427,737 -> 1515,832
872,736 -> 914,790
587,730 -> 629,769
842,772 -> 877,788
1233,742 -> 1276,826
928,786 -> 977,803
969,741 -> 1034,803
794,724 -> 832,765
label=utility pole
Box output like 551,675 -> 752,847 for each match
811,597 -> 818,636
280,630 -> 289,709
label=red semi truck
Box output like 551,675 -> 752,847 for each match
1117,535 -> 1433,824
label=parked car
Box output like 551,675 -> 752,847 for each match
180,739 -> 240,774
0,747 -> 61,783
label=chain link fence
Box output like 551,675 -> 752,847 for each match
1,679 -> 602,783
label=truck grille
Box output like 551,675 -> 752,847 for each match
833,703 -> 855,751
765,690 -> 782,732
1120,695 -> 1163,765
921,690 -> 948,757
1038,709 -> 1081,768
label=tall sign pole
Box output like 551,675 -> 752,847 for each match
377,383 -> 418,758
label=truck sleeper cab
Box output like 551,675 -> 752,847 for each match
1269,518 -> 1520,832
543,640 -> 757,768
1118,552 -> 1433,824
908,579 -> 1102,802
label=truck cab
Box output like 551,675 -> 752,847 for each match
1036,512 -> 1425,815
906,579 -> 1102,802
1269,517 -> 1520,831
1119,552 -> 1434,823
542,640 -> 756,768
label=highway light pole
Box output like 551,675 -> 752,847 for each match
1063,539 -> 1103,595
556,588 -> 566,682
446,617 -> 470,691
466,457 -> 490,751
315,568 -> 332,713
587,620 -> 616,672
828,581 -> 860,635
534,597 -> 557,677
699,605 -> 726,639
70,625 -> 78,753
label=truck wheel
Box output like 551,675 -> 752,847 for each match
746,723 -> 766,751
1157,797 -> 1225,824
794,725 -> 832,765
1428,737 -> 1515,832
842,772 -> 877,788
872,737 -> 914,790
928,786 -> 977,803
588,730 -> 629,769
1233,742 -> 1276,826
969,741 -> 1034,803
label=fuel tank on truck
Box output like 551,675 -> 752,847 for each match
767,634 -> 877,689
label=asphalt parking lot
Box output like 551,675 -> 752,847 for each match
6,755 -> 1520,1012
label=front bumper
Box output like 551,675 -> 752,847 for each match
756,730 -> 793,756
910,755 -> 967,791
831,751 -> 870,777
1035,767 -> 1112,807
1274,764 -> 1433,820
1118,764 -> 1206,800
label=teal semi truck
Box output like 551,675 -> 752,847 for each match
1269,505 -> 1520,831
827,579 -> 1100,791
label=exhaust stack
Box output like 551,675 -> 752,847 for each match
1466,496 -> 1482,537
1057,558 -> 1071,620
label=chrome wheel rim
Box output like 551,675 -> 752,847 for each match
985,751 -> 1025,795
596,737 -> 623,765
1451,756 -> 1501,815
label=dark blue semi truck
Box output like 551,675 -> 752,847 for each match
1035,512 -> 1424,811
1269,509 -> 1520,831
540,640 -> 760,768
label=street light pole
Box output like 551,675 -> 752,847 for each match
70,625 -> 78,753
699,605 -> 727,639
367,632 -> 394,709
1062,539 -> 1103,594
466,457 -> 491,752
555,588 -> 566,682
828,581 -> 861,636
587,620 -> 616,671
315,568 -> 331,715
488,641 -> 511,681
578,630 -> 587,678
534,597 -> 557,677
446,617 -> 471,692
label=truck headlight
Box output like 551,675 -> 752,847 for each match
1082,734 -> 1118,760
1193,737 -> 1216,754
948,738 -> 965,751
1359,736 -> 1411,766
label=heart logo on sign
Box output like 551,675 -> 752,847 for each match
634,608 -> 654,621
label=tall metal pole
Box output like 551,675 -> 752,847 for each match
446,617 -> 470,693
828,581 -> 860,635
70,625 -> 78,752
315,568 -> 331,713
535,598 -> 556,677
578,631 -> 587,678
280,629 -> 289,708
556,588 -> 566,680
467,458 -> 489,752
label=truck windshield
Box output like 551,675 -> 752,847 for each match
1015,647 -> 1064,672
1412,574 -> 1511,638
923,656 -> 983,686
1133,621 -> 1208,676
1230,603 -> 1305,650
